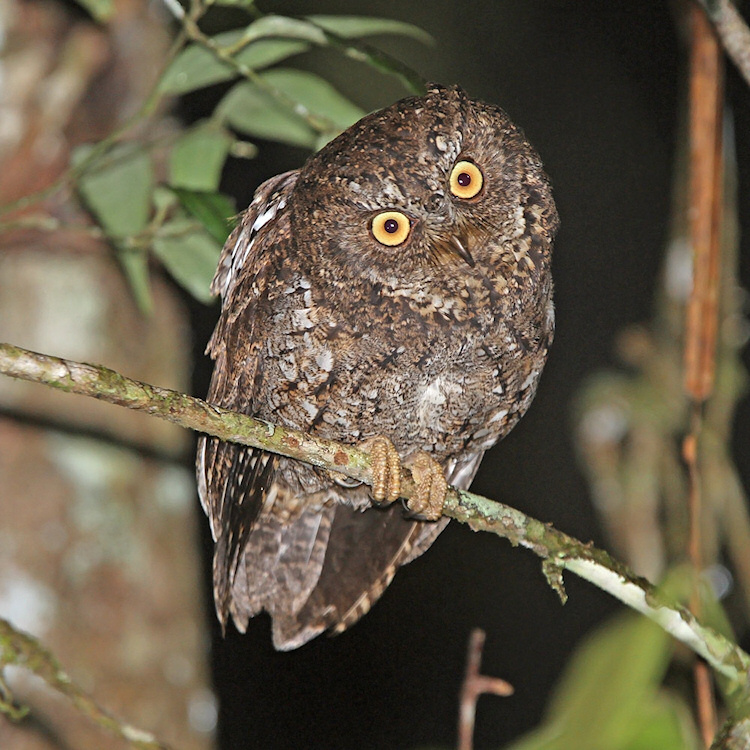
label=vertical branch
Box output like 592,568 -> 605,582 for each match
458,629 -> 513,750
685,2 -> 724,745
686,3 -> 724,402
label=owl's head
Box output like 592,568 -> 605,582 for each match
290,84 -> 558,293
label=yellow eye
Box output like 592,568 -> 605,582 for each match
449,160 -> 484,199
371,211 -> 412,246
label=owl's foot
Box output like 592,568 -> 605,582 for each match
364,435 -> 402,504
403,452 -> 447,521
363,438 -> 447,521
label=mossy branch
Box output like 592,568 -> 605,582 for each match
1,341 -> 750,695
0,617 -> 167,749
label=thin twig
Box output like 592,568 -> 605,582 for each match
1,342 -> 750,695
686,4 -> 723,744
0,618 -> 168,749
458,629 -> 513,750
686,3 -> 724,403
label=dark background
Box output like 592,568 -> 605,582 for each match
185,1 -> 750,747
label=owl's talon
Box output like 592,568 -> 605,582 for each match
363,435 -> 402,505
403,452 -> 447,521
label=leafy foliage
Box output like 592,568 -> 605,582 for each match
505,613 -> 699,750
66,8 -> 429,308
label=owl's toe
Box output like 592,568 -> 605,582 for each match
364,435 -> 402,504
403,452 -> 448,521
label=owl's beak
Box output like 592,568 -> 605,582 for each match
449,235 -> 475,267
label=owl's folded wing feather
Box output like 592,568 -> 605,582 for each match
196,170 -> 298,623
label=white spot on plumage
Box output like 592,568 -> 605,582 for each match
418,375 -> 462,427
251,204 -> 279,233
291,308 -> 315,330
520,370 -> 540,391
489,408 -> 509,423
300,400 -> 318,418
315,348 -> 334,372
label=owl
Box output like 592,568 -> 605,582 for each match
197,84 -> 558,650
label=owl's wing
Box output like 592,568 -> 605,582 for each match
196,170 -> 298,621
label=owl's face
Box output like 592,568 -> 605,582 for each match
290,84 -> 557,293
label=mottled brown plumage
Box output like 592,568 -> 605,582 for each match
197,84 -> 558,650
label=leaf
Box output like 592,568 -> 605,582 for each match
152,220 -> 221,303
152,185 -> 179,214
157,13 -> 432,96
217,81 -> 317,148
208,0 -> 256,6
218,68 -> 364,148
169,123 -> 232,192
173,189 -> 236,244
305,15 -> 433,46
240,15 -> 327,44
76,146 -> 153,238
505,612 -> 698,750
70,0 -> 113,22
117,250 -> 152,314
620,695 -> 697,750
261,68 -> 365,131
159,34 -> 309,95
544,614 -> 672,746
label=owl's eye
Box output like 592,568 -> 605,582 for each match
449,160 -> 484,200
371,211 -> 412,247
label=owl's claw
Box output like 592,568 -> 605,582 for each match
364,435 -> 402,504
403,452 -> 447,521
364,438 -> 446,521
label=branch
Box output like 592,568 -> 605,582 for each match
697,0 -> 750,88
0,618 -> 167,749
1,341 -> 750,693
458,629 -> 513,750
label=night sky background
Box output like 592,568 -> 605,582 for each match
184,1 -> 750,747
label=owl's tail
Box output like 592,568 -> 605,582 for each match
229,502 -> 448,650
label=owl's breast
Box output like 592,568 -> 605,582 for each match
257,266 -> 553,461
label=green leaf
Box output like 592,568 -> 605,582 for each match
152,220 -> 221,303
218,68 -> 364,148
169,123 -> 233,192
70,0 -> 113,22
159,33 -> 309,95
544,614 -> 672,746
208,0 -> 256,6
238,15 -> 328,44
506,612 -> 699,750
152,185 -> 179,214
620,695 -> 697,750
173,189 -> 236,244
76,145 -> 153,238
218,80 -> 317,148
305,15 -> 434,46
157,13 -> 431,96
261,68 -> 365,131
117,250 -> 152,314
